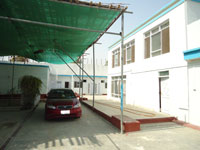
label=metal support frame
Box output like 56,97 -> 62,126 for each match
93,44 -> 95,108
1,3 -> 130,134
120,13 -> 124,134
11,55 -> 15,96
50,0 -> 133,14
54,42 -> 94,82
79,59 -> 81,98
81,55 -> 84,98
55,51 -> 82,81
0,16 -> 121,36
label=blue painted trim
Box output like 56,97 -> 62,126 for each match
192,0 -> 200,3
184,47 -> 200,60
109,0 -> 184,50
0,62 -> 49,68
58,74 -> 107,78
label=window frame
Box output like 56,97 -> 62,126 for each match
112,48 -> 120,67
144,21 -> 169,58
111,76 -> 126,98
74,81 -> 82,88
124,40 -> 135,64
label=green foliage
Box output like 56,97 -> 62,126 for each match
19,75 -> 42,109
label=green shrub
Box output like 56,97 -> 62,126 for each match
19,75 -> 42,109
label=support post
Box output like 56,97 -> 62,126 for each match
120,13 -> 124,134
79,58 -> 81,98
55,51 -> 81,81
54,42 -> 94,82
81,55 -> 84,98
93,44 -> 95,108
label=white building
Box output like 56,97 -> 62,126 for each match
0,62 -> 50,95
107,0 -> 200,126
0,61 -> 107,96
51,63 -> 107,95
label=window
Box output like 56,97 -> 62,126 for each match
101,80 -> 105,83
83,80 -> 87,83
124,40 -> 135,64
144,21 -> 170,59
48,89 -> 76,99
111,76 -> 126,98
159,71 -> 169,77
74,81 -> 82,88
112,48 -> 120,68
65,82 -> 69,88
105,83 -> 107,89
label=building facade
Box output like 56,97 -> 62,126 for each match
51,63 -> 107,95
108,0 -> 200,126
0,61 -> 107,96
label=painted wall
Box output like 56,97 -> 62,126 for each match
188,60 -> 200,126
0,62 -> 49,95
187,0 -> 200,49
47,63 -> 108,95
56,75 -> 107,95
108,2 -> 191,122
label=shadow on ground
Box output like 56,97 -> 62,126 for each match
5,103 -> 120,150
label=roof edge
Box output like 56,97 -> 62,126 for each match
108,0 -> 185,50
51,0 -> 126,11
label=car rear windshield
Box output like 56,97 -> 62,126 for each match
48,89 -> 76,99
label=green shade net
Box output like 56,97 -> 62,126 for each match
0,0 -> 121,64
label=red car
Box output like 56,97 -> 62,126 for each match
45,89 -> 82,120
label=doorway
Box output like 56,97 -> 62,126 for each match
189,64 -> 200,126
159,71 -> 170,113
65,82 -> 69,88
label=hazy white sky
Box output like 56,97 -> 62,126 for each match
84,0 -> 172,64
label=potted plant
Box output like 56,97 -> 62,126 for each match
19,75 -> 42,109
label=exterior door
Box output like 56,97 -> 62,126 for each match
189,64 -> 200,126
65,82 -> 69,88
89,83 -> 97,94
57,81 -> 62,88
159,77 -> 170,113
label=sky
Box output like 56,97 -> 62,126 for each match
83,0 -> 172,65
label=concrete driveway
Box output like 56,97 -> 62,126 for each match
4,102 -> 200,150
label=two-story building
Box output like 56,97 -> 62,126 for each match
107,0 -> 200,126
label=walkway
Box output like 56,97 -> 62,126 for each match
82,95 -> 176,132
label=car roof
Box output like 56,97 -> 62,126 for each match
49,88 -> 73,92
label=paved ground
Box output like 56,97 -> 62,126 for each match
0,107 -> 30,148
2,102 -> 200,150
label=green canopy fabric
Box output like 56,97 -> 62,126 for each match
0,0 -> 122,64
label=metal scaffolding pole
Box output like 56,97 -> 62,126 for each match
79,59 -> 81,98
54,42 -> 94,82
55,51 -> 81,81
81,55 -> 84,98
92,44 -> 95,108
0,16 -> 121,36
120,13 -> 124,134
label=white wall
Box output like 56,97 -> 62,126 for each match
187,60 -> 200,126
0,62 -> 49,95
48,63 -> 108,95
108,2 -> 191,121
56,75 -> 107,95
52,63 -> 107,77
187,0 -> 200,50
